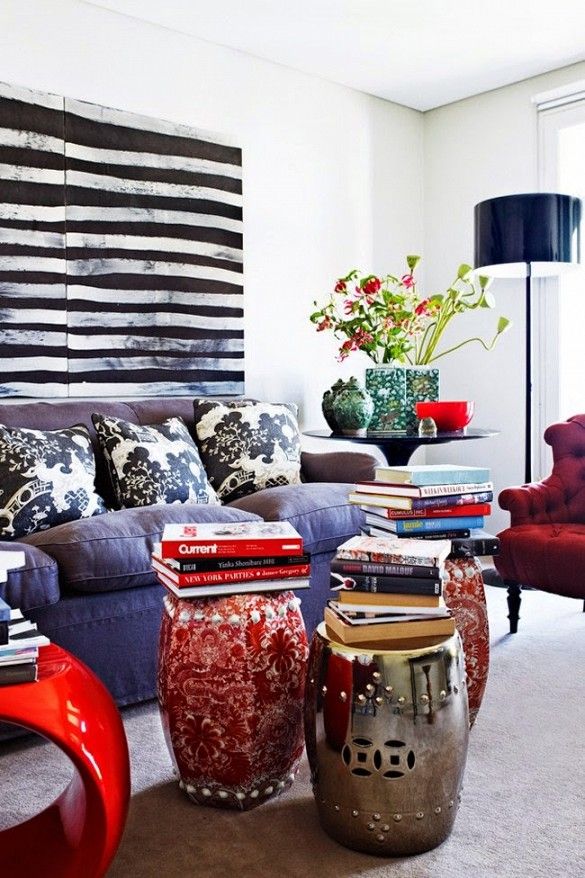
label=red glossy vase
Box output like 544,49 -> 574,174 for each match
0,644 -> 130,878
158,589 -> 309,810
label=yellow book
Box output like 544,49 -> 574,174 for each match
324,606 -> 455,647
337,590 -> 441,609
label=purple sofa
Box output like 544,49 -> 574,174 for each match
0,397 -> 376,715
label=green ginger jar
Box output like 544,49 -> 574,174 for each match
331,378 -> 374,436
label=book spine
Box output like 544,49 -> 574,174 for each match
331,572 -> 442,595
383,503 -> 490,519
448,537 -> 500,557
0,621 -> 7,646
166,554 -> 310,573
412,491 -> 493,510
401,529 -> 471,540
417,482 -> 493,497
394,515 -> 484,534
375,467 -> 491,486
165,564 -> 310,587
0,663 -> 38,686
330,558 -> 440,578
160,538 -> 303,558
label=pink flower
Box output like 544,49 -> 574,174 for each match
337,339 -> 355,362
415,298 -> 430,316
402,273 -> 415,288
343,299 -> 356,315
352,328 -> 374,348
334,280 -> 347,293
363,277 -> 381,296
316,316 -> 332,332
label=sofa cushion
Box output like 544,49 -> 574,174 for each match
0,542 -> 60,611
0,424 -> 106,539
92,414 -> 219,508
227,483 -> 365,555
495,523 -> 585,600
22,504 -> 261,594
193,399 -> 302,502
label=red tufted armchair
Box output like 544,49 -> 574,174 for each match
495,414 -> 585,632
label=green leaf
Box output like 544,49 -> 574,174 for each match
497,316 -> 511,334
406,255 -> 421,271
457,263 -> 473,280
480,291 -> 496,309
478,274 -> 493,290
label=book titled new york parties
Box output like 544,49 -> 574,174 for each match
160,521 -> 304,558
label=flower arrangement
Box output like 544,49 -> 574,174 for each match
310,256 -> 511,365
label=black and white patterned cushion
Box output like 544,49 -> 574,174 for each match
193,400 -> 302,503
0,424 -> 106,539
92,414 -> 219,509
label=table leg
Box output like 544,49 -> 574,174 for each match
372,441 -> 421,466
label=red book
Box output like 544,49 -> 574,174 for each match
368,503 -> 491,520
152,557 -> 309,587
160,522 -> 303,558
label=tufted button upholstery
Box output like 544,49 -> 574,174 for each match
496,414 -> 585,600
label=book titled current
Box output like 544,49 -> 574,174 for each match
161,522 -> 303,558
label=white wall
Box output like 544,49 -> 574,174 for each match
0,0 -> 424,441
423,61 -> 585,531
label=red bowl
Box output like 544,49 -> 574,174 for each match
415,401 -> 475,431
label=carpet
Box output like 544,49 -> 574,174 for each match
0,585 -> 583,877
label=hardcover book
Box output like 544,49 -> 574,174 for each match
335,535 -> 451,567
365,514 -> 484,534
158,553 -> 311,574
351,481 -> 493,500
366,526 -> 470,541
330,570 -> 442,596
324,605 -> 456,645
365,503 -> 491,520
157,570 -> 310,599
161,521 -> 303,558
336,589 -> 441,608
374,464 -> 491,486
448,530 -> 500,557
153,556 -> 309,587
0,663 -> 38,686
330,558 -> 441,579
328,599 -> 449,621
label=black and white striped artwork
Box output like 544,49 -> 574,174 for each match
0,82 -> 244,398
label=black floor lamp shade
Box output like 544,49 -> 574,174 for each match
474,191 -> 582,485
474,193 -> 581,277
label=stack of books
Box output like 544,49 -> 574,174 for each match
0,597 -> 51,685
153,521 -> 310,599
326,534 -> 453,648
350,463 -> 499,557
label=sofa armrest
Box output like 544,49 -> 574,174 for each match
498,481 -> 558,527
301,450 -> 377,484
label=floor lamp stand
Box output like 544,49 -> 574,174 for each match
525,262 -> 532,485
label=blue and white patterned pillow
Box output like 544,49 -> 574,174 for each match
92,414 -> 219,509
0,424 -> 106,539
193,400 -> 302,503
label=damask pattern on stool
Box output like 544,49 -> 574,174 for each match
443,557 -> 490,727
0,424 -> 105,539
158,590 -> 309,810
193,400 -> 302,503
92,414 -> 219,509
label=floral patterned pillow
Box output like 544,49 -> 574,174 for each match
0,424 -> 106,539
92,414 -> 219,509
193,400 -> 302,503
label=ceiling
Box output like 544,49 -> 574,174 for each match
86,0 -> 585,111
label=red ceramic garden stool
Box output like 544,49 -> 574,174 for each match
0,644 -> 130,878
442,557 -> 490,727
158,589 -> 309,810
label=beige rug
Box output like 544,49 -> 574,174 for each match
1,585 -> 583,877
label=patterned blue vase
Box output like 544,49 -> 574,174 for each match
365,365 -> 440,433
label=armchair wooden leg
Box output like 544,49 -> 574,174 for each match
505,582 -> 522,634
